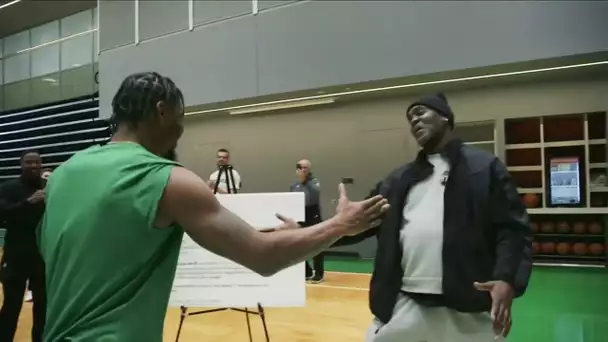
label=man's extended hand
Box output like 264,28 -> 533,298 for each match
260,214 -> 300,233
474,280 -> 515,337
263,184 -> 389,236
335,183 -> 389,236
27,190 -> 45,204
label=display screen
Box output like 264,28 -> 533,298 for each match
549,157 -> 581,205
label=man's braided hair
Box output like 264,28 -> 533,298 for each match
110,72 -> 184,132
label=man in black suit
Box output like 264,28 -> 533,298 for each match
0,150 -> 47,342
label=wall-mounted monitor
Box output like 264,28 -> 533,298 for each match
548,157 -> 582,206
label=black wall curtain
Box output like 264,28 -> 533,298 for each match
0,92 -> 112,181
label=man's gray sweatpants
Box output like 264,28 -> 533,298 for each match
365,293 -> 504,342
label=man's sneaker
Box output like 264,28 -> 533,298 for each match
306,275 -> 313,281
310,275 -> 324,284
24,291 -> 33,302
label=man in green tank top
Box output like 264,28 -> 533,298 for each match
39,72 -> 390,341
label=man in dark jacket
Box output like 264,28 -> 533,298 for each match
335,93 -> 532,342
290,159 -> 325,283
0,150 -> 47,342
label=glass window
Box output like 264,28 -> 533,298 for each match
32,45 -> 60,78
0,60 -> 3,85
93,6 -> 99,61
31,21 -> 60,46
61,34 -> 94,70
61,9 -> 93,38
3,31 -> 30,56
3,81 -> 31,111
31,73 -> 61,106
93,6 -> 98,29
61,64 -> 94,100
0,38 -> 3,59
93,31 -> 99,62
4,53 -> 31,83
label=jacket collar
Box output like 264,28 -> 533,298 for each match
414,138 -> 464,167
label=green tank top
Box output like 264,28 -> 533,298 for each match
39,142 -> 184,342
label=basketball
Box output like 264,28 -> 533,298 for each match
556,242 -> 571,255
530,222 -> 539,233
541,242 -> 556,254
556,221 -> 570,234
572,243 -> 588,255
588,243 -> 605,256
588,222 -> 603,235
522,193 -> 540,208
572,222 -> 586,234
540,222 -> 555,234
531,241 -> 540,254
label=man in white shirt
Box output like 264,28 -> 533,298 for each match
334,93 -> 532,342
208,148 -> 242,194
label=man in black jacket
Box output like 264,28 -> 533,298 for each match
335,93 -> 532,342
0,150 -> 47,342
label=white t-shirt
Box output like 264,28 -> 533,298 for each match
400,153 -> 450,294
209,169 -> 242,193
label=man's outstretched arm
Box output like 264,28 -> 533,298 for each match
332,180 -> 384,247
160,167 -> 388,277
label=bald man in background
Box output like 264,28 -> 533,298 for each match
290,159 -> 325,283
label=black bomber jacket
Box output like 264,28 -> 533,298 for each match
334,139 -> 532,324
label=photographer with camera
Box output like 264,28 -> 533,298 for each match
290,159 -> 325,283
208,148 -> 242,194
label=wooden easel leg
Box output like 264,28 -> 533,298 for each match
175,306 -> 188,342
258,303 -> 270,342
244,307 -> 253,342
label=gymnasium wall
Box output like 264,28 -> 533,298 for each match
176,74 -> 608,258
97,0 -> 608,118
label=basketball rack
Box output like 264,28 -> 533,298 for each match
175,165 -> 270,342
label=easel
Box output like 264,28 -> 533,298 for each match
175,164 -> 270,342
175,304 -> 269,342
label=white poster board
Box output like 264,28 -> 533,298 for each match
169,192 -> 306,308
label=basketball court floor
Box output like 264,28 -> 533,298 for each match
3,257 -> 374,342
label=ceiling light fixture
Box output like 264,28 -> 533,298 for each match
0,0 -> 21,11
186,60 -> 608,117
228,98 -> 336,115
15,29 -> 96,55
